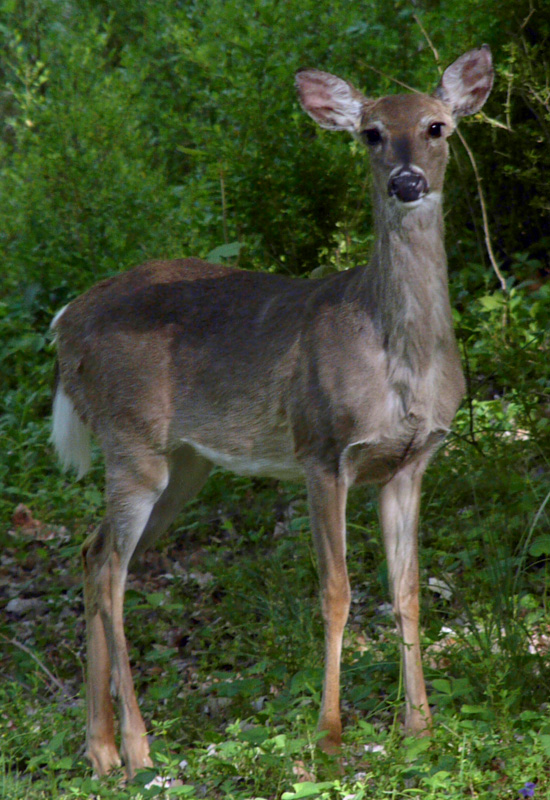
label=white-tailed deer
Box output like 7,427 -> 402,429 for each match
51,46 -> 493,777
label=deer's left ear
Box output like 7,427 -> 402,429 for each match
433,45 -> 493,119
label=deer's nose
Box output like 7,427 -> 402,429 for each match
388,170 -> 428,203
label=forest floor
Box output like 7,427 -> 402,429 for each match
2,460 -> 550,799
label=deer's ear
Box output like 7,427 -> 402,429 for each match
296,69 -> 367,132
433,45 -> 493,119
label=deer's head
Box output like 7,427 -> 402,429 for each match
296,46 -> 493,207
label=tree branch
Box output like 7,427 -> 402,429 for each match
455,128 -> 508,294
1,634 -> 70,697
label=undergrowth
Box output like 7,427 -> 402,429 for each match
2,428 -> 550,798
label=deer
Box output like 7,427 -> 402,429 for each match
50,45 -> 493,778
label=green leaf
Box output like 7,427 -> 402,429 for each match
238,725 -> 270,745
404,736 -> 431,760
478,294 -> 503,311
52,756 -> 74,770
217,677 -> 263,697
149,685 -> 176,700
309,264 -> 335,279
539,734 -> 550,757
461,704 -> 493,719
206,241 -> 243,263
431,679 -> 452,694
47,731 -> 67,752
167,786 -> 198,797
146,592 -> 166,608
289,516 -> 310,531
529,535 -> 550,556
281,782 -> 335,799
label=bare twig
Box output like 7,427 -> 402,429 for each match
413,14 -> 441,71
455,128 -> 507,294
1,634 -> 70,697
520,0 -> 536,31
448,139 -> 487,260
459,339 -> 477,445
504,61 -> 514,132
358,61 -> 418,94
219,168 -> 229,245
480,112 -> 512,132
513,486 -> 550,597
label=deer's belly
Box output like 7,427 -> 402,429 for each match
181,437 -> 304,481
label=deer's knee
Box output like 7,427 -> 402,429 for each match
393,580 -> 420,631
82,521 -> 111,574
321,577 -> 351,629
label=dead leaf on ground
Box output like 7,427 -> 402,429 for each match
10,503 -> 67,541
292,759 -> 316,782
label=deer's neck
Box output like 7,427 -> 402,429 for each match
355,194 -> 453,368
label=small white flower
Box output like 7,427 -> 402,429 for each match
364,743 -> 386,754
144,776 -> 171,790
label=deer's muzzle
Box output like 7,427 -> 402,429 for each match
388,170 -> 428,204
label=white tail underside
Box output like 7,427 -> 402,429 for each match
50,383 -> 92,479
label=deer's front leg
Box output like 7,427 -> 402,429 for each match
379,468 -> 431,735
306,466 -> 350,753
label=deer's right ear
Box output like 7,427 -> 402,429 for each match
295,69 -> 365,132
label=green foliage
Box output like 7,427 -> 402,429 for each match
1,0 -> 550,797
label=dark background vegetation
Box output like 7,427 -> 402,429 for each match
1,0 -> 550,798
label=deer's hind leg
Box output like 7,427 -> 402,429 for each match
132,444 -> 213,560
83,521 -> 122,776
83,446 -> 211,777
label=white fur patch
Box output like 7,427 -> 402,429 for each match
49,304 -> 69,337
50,384 -> 92,479
181,439 -> 303,481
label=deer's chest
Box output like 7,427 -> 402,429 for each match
341,420 -> 446,485
340,365 -> 455,485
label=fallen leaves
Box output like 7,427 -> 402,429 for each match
9,503 -> 68,542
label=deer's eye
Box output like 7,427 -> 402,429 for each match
428,122 -> 444,138
362,128 -> 382,145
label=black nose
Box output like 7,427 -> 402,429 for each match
388,171 -> 428,203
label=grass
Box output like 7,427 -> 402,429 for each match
1,427 -> 550,798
